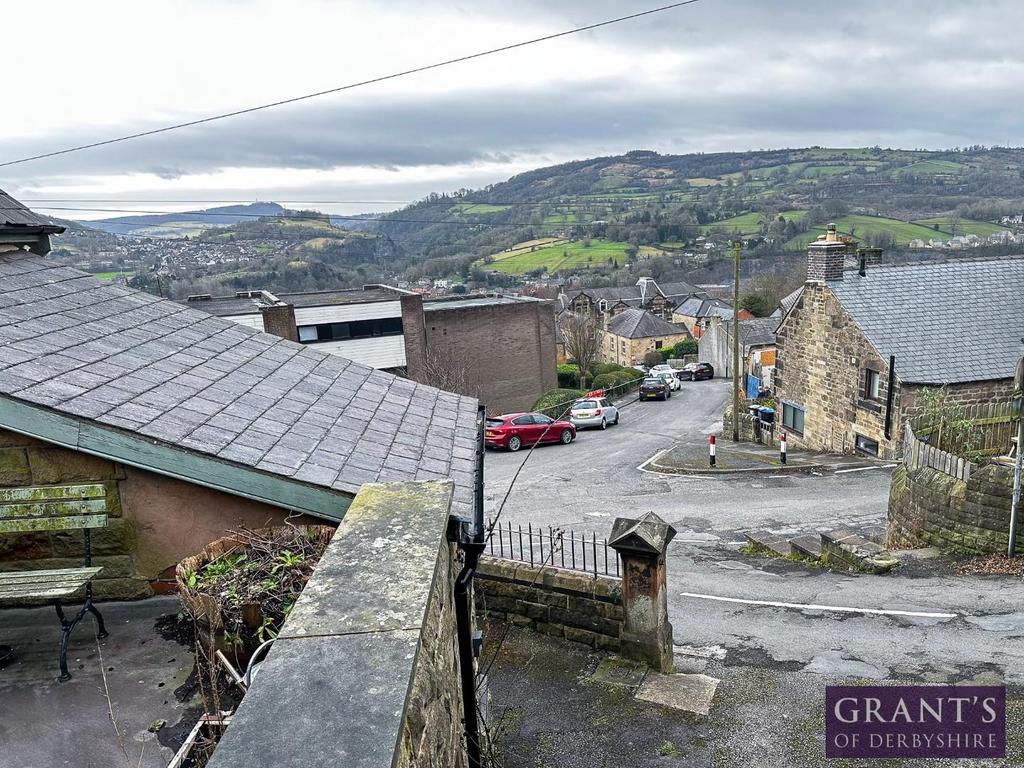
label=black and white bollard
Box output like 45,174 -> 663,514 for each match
779,431 -> 787,465
709,434 -> 716,467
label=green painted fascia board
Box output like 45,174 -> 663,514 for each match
0,396 -> 351,522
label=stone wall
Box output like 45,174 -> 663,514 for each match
887,462 -> 1017,553
603,328 -> 690,367
475,556 -> 623,651
0,428 -> 319,600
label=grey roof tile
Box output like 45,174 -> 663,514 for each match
0,251 -> 478,516
828,256 -> 1024,384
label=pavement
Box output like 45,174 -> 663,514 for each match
484,376 -> 1024,755
486,620 -> 1024,768
0,597 -> 202,768
642,437 -> 825,474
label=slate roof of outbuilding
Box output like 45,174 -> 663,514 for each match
0,190 -> 66,232
828,255 -> 1024,384
724,317 -> 778,354
0,252 -> 478,515
606,308 -> 689,339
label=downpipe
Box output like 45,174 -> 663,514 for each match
455,404 -> 487,768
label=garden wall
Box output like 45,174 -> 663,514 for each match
476,556 -> 623,651
887,462 -> 1017,553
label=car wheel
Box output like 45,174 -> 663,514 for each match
507,436 -> 522,452
600,418 -> 607,430
560,429 -> 574,444
613,413 -> 620,425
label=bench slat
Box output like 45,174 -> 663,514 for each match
0,567 -> 103,601
0,484 -> 106,502
0,499 -> 107,519
0,514 -> 108,533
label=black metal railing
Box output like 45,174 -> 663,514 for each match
486,519 -> 620,578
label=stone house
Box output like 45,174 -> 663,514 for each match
774,226 -> 1023,459
602,308 -> 692,366
672,296 -> 753,339
0,193 -> 479,599
561,277 -> 704,324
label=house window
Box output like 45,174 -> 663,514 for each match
781,402 -> 805,435
297,317 -> 403,344
864,369 -> 881,400
655,340 -> 663,350
855,433 -> 879,456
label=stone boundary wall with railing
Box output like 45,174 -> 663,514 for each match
475,556 -> 623,651
887,421 -> 1017,554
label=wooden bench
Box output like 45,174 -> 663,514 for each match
0,483 -> 110,681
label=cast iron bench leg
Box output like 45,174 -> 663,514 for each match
54,601 -> 74,682
87,601 -> 109,640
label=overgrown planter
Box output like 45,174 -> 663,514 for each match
176,525 -> 333,669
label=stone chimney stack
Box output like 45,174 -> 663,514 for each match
857,247 -> 883,274
806,223 -> 848,283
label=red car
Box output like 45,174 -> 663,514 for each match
485,412 -> 576,452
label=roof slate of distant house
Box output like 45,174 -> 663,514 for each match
606,308 -> 690,339
724,317 -> 778,354
569,278 -> 704,307
0,253 -> 478,517
674,296 -> 735,321
827,256 -> 1024,384
0,190 -> 66,233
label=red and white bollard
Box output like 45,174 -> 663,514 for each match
709,434 -> 716,467
779,432 -> 787,464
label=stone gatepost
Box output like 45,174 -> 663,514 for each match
609,512 -> 677,673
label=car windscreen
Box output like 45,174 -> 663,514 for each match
643,378 -> 662,385
573,400 -> 598,409
485,418 -> 506,427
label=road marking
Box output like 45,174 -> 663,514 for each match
677,591 -> 957,619
833,464 -> 896,474
636,447 -> 672,473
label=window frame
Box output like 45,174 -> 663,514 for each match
863,368 -> 882,401
854,433 -> 880,456
781,402 -> 805,435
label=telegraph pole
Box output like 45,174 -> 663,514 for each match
732,240 -> 741,442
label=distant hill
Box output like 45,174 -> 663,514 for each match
373,146 -> 1024,262
80,202 -> 288,236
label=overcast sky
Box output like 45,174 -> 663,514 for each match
4,0 -> 1024,218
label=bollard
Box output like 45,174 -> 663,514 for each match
780,431 -> 787,464
709,434 -> 716,467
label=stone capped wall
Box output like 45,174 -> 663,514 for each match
887,462 -> 1017,553
475,556 -> 623,651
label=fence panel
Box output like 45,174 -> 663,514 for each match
486,518 -> 620,578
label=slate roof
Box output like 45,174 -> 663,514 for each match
606,308 -> 690,339
674,296 -> 735,321
570,279 -> 703,307
828,256 -> 1024,384
724,317 -> 778,354
779,287 -> 803,316
0,252 -> 478,516
0,190 -> 66,233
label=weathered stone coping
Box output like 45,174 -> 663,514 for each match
206,480 -> 456,768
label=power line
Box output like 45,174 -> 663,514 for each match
0,0 -> 703,169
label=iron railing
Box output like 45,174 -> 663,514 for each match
486,519 -> 620,578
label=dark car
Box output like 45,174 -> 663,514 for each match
680,362 -> 715,381
484,412 -> 576,452
639,377 -> 670,401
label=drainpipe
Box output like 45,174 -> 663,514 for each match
884,355 -> 896,442
454,404 -> 486,768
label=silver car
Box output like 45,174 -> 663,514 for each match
569,396 -> 619,430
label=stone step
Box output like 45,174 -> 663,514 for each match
788,534 -> 822,560
820,529 -> 897,574
744,531 -> 792,558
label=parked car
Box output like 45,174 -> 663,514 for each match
639,377 -> 671,401
570,393 -> 619,430
484,412 -> 576,451
631,364 -> 648,373
654,371 -> 681,391
680,362 -> 715,381
649,363 -> 674,375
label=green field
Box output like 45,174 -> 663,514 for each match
785,215 -> 956,249
452,202 -> 511,215
912,217 -> 1006,238
94,270 -> 136,281
702,209 -> 806,235
900,159 -> 966,175
480,238 -> 631,274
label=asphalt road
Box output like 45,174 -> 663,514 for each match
484,378 -> 1024,686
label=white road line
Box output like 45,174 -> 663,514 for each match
833,465 -> 895,474
636,447 -> 672,473
678,591 -> 958,619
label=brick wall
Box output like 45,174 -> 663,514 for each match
414,302 -> 557,414
475,557 -> 623,651
259,304 -> 298,342
888,462 -> 1017,554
